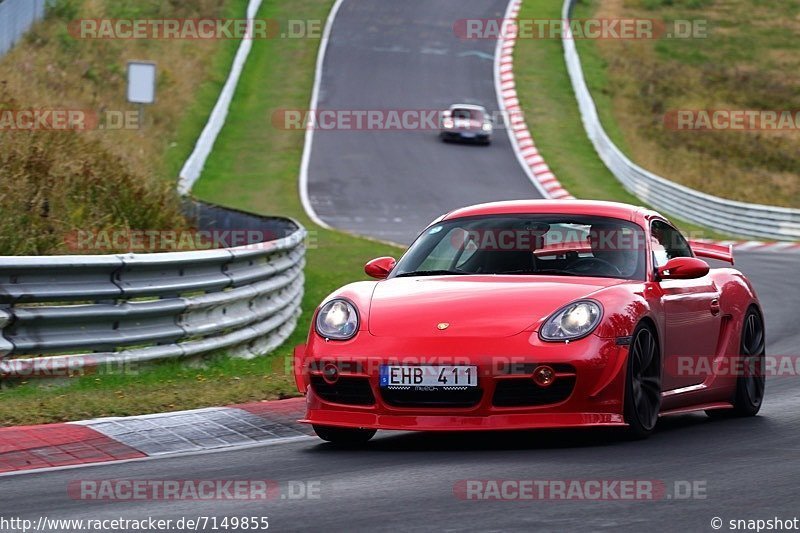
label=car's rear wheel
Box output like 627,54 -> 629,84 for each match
312,425 -> 376,446
623,324 -> 661,439
706,307 -> 765,418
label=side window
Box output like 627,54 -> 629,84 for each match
650,220 -> 692,268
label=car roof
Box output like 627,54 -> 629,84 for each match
441,199 -> 665,226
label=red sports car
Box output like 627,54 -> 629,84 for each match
293,200 -> 765,443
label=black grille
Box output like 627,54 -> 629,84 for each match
311,376 -> 375,406
492,377 -> 575,407
381,387 -> 483,408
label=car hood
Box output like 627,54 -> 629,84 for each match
367,275 -> 624,338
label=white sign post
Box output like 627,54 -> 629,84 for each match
127,61 -> 156,126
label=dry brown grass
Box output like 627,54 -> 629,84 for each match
582,0 -> 800,207
0,0 -> 239,254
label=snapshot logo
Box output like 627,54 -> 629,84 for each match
68,18 -> 322,40
723,518 -> 800,532
0,108 -> 139,131
453,18 -> 708,40
665,109 -> 800,131
68,479 -> 321,501
272,109 -> 516,131
668,355 -> 800,379
454,479 -> 707,501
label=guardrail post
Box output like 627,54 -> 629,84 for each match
0,308 -> 14,358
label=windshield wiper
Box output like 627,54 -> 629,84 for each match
494,269 -> 579,276
533,269 -> 581,276
394,269 -> 473,278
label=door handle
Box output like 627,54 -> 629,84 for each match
710,298 -> 720,316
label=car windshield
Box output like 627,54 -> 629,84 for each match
392,214 -> 647,280
452,108 -> 482,121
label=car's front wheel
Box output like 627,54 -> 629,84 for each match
312,425 -> 376,446
706,307 -> 766,418
623,324 -> 662,439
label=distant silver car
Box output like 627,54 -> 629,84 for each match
440,104 -> 492,145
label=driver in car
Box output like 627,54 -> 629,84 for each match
585,223 -> 641,278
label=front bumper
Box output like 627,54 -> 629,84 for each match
296,331 -> 629,431
440,130 -> 491,143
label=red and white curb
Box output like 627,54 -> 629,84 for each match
704,240 -> 800,254
496,0 -> 797,252
496,0 -> 573,201
0,398 -> 310,475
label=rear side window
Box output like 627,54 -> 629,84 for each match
650,220 -> 692,268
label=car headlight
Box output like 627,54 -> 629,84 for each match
315,299 -> 359,340
539,300 -> 602,342
443,119 -> 454,129
482,123 -> 492,132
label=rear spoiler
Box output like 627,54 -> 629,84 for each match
688,240 -> 734,265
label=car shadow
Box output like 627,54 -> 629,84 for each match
301,412 -> 768,454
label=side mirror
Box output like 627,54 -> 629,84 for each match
365,257 -> 396,279
657,257 -> 709,280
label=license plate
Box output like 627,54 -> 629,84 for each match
461,132 -> 476,138
380,365 -> 478,388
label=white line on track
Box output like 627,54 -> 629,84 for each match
298,0 -> 346,229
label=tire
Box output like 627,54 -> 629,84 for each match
623,324 -> 662,439
706,307 -> 766,418
312,425 -> 376,446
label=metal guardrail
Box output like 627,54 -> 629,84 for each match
0,0 -> 46,57
0,1 -> 308,379
0,203 -> 306,378
561,0 -> 800,241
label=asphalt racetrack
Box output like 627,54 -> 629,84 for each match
306,0 -> 543,244
6,253 -> 799,532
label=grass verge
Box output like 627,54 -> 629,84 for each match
573,0 -> 798,208
513,0 -> 751,239
0,0 -> 252,255
0,0 -> 398,426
